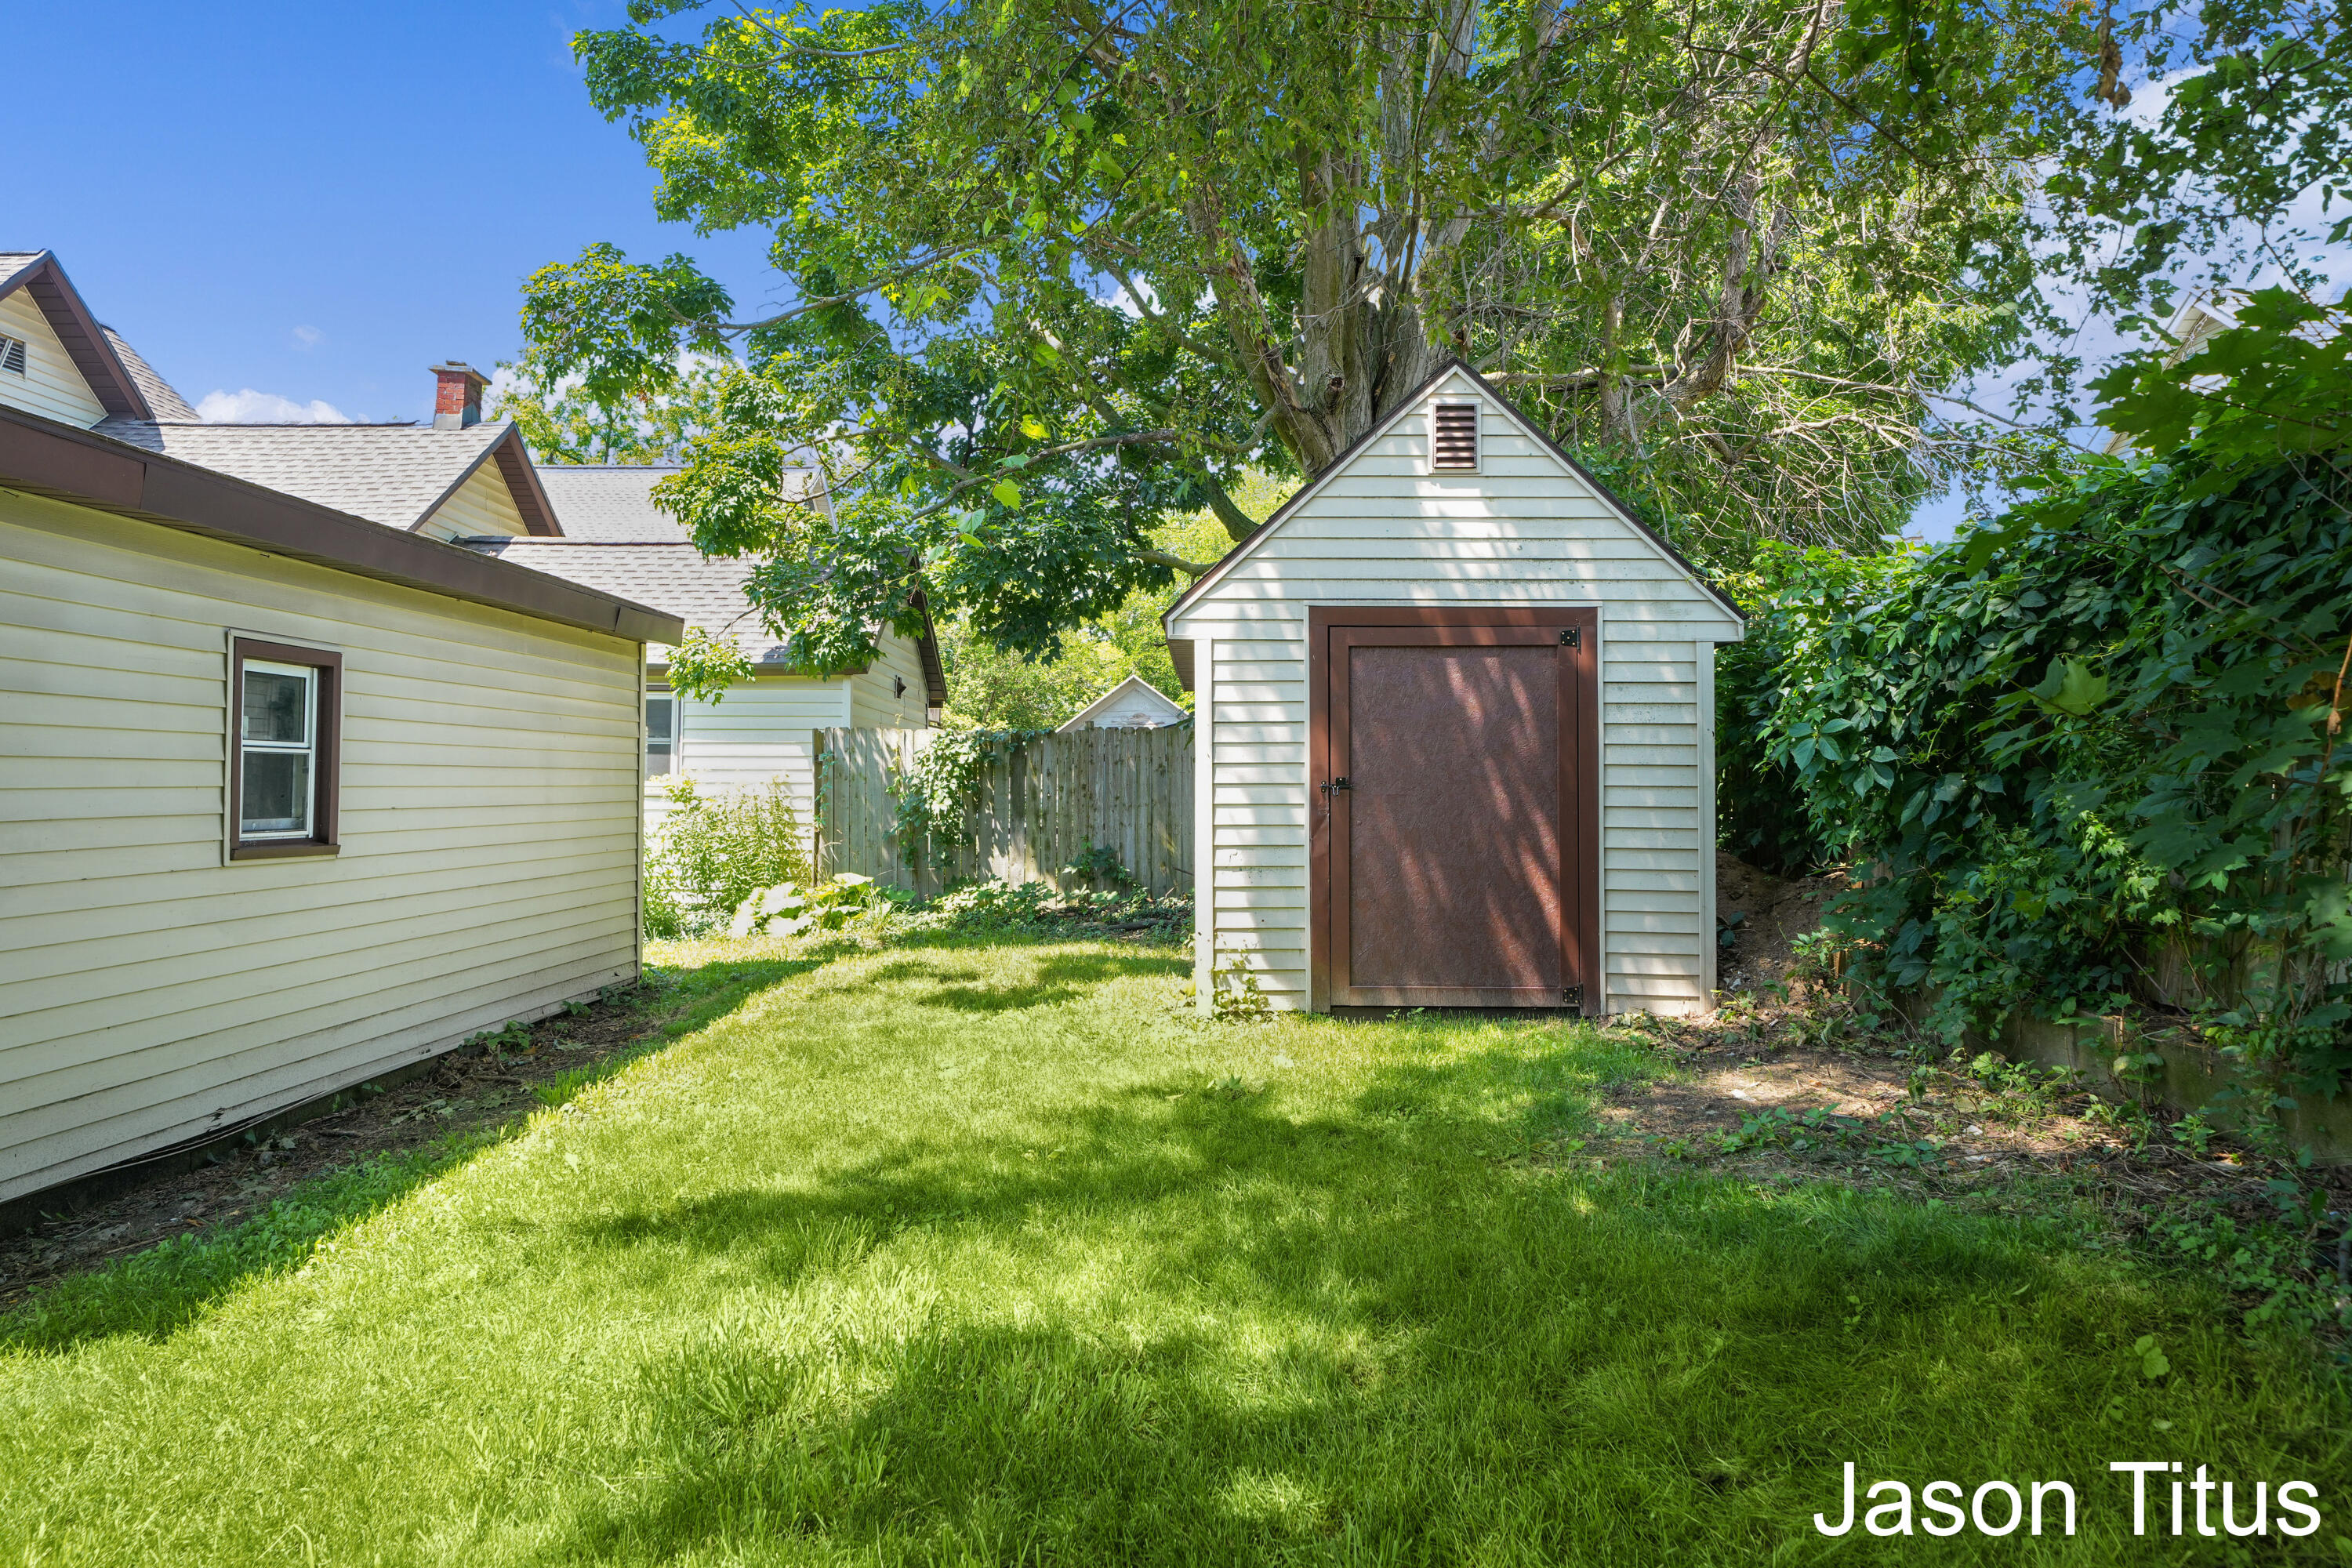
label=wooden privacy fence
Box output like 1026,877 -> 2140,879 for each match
814,725 -> 1194,897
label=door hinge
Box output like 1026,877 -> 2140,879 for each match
1561,984 -> 1584,1010
1559,626 -> 1581,648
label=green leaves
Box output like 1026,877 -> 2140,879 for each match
524,0 -> 2076,668
665,626 -> 757,704
2030,656 -> 2110,716
1739,412 -> 2352,1068
2094,289 -> 2352,492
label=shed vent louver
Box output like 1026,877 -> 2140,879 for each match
1431,401 -> 1479,470
0,336 -> 24,376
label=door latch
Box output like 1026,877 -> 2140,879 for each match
1321,776 -> 1350,795
1559,626 -> 1581,648
1561,984 -> 1584,1010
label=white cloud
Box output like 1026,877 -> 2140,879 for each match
195,389 -> 354,424
290,325 -> 323,350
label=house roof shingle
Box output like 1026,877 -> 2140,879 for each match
533,465 -> 692,543
0,400 -> 681,644
499,463 -> 945,699
90,418 -> 535,533
469,539 -> 790,659
532,463 -> 827,543
99,328 -> 198,421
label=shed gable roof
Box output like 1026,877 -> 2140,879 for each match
1057,673 -> 1189,731
1163,358 -> 1742,628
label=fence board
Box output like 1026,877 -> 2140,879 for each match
815,724 -> 1194,897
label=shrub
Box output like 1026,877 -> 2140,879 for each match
644,776 -> 811,937
1748,448 -> 2352,1079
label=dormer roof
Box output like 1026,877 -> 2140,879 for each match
0,251 -> 180,420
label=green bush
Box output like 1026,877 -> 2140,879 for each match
1744,448 -> 2352,1079
644,776 -> 811,938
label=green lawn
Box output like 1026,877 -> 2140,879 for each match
2,937 -> 2343,1565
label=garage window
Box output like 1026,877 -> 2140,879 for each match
230,637 -> 342,860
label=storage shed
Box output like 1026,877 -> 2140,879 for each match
1163,361 -> 1743,1016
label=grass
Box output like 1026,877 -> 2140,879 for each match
2,935 -> 2344,1565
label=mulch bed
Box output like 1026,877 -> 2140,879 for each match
0,987 -> 670,1313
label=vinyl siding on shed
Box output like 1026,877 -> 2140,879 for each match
0,489 -> 646,1203
848,633 -> 932,730
0,289 -> 107,427
1169,367 -> 1740,1015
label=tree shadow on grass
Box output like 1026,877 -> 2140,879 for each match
920,951 -> 1192,1013
540,1044 -> 2216,1566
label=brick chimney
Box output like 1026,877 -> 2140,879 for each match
430,362 -> 490,430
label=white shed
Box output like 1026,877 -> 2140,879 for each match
1163,360 -> 1743,1017
1057,673 -> 1189,732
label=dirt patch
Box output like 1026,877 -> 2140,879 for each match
1586,1007 -> 2352,1227
0,987 -> 672,1313
1715,851 -> 1842,996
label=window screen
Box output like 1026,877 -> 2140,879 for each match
241,662 -> 316,837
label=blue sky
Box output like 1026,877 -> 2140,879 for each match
17,2 -> 779,425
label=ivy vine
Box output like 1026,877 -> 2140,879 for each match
1732,444 -> 2352,1088
890,728 -> 1051,866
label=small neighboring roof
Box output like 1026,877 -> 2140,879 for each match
470,540 -> 788,659
91,418 -> 559,536
535,466 -> 691,542
1058,673 -> 1189,732
100,328 -> 199,421
0,401 -> 680,644
472,535 -> 948,704
533,463 -> 829,543
0,250 -> 165,420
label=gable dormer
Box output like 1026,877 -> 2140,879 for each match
0,252 -> 165,427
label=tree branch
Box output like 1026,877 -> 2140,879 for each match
1138,547 -> 1216,576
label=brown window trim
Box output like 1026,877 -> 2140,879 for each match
228,636 -> 343,863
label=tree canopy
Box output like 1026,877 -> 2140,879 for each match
523,0 -> 2084,684
487,346 -> 731,466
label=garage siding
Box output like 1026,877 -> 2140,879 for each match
1170,367 -> 1740,1014
0,489 -> 646,1203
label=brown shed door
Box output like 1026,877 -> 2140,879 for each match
1316,612 -> 1598,1011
